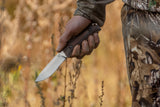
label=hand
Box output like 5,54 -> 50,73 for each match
56,16 -> 100,59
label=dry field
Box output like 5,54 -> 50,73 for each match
0,0 -> 132,107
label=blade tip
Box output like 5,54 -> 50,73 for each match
35,80 -> 39,82
35,77 -> 41,82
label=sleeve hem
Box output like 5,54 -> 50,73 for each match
74,9 -> 105,27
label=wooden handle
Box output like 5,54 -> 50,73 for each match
63,23 -> 101,57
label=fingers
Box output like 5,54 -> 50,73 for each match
56,32 -> 72,52
71,40 -> 90,58
71,33 -> 100,59
71,45 -> 80,57
88,35 -> 95,51
80,40 -> 90,55
93,33 -> 100,48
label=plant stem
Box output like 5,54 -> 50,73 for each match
62,60 -> 67,107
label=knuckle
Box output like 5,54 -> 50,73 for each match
88,35 -> 93,39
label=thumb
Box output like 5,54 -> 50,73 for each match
56,31 -> 72,52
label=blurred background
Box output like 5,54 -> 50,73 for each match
0,0 -> 132,107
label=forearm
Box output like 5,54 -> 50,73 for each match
74,0 -> 115,27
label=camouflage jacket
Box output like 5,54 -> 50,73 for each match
74,0 -> 160,26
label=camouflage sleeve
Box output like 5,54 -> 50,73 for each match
74,0 -> 115,27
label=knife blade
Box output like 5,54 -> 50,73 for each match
35,23 -> 101,82
35,51 -> 66,82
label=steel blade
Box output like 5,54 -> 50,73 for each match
35,51 -> 67,82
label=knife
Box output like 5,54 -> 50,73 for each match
35,23 -> 101,82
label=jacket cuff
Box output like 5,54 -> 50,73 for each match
74,8 -> 105,27
74,0 -> 114,27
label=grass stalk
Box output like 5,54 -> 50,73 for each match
62,60 -> 68,107
99,81 -> 104,107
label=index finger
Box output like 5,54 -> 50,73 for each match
56,31 -> 73,52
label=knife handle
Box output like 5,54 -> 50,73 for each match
63,23 -> 101,57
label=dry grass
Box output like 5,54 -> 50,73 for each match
0,0 -> 132,107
